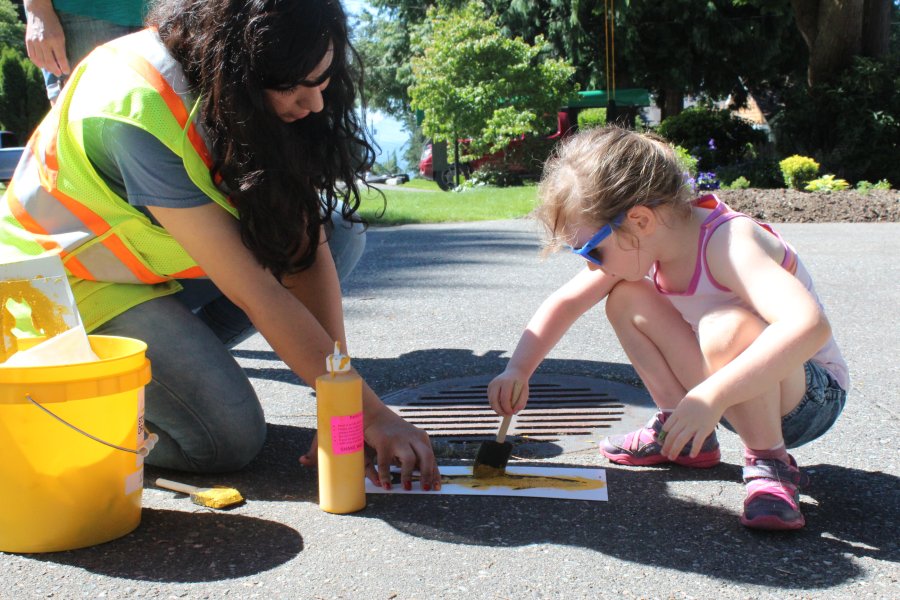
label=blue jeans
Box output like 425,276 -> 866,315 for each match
721,360 -> 847,449
93,213 -> 366,472
43,12 -> 141,101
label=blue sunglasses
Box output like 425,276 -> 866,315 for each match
571,212 -> 625,266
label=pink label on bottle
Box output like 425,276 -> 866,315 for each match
330,412 -> 364,455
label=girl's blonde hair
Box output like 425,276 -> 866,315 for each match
536,125 -> 693,251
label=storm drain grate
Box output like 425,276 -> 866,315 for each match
383,374 -> 655,445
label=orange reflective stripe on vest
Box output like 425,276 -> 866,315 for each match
16,117 -> 175,285
3,178 -> 95,281
97,45 -> 213,170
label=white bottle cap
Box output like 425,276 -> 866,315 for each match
326,341 -> 352,374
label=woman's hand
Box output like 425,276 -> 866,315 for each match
364,407 -> 440,492
488,370 -> 528,416
298,433 -> 318,467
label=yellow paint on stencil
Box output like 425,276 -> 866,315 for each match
443,471 -> 606,492
0,280 -> 70,362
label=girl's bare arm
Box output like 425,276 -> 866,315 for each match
489,266 -> 618,415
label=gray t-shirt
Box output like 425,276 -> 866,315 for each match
82,117 -> 212,217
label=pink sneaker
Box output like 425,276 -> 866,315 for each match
740,456 -> 807,530
599,412 -> 721,468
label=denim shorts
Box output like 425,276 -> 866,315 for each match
721,360 -> 847,449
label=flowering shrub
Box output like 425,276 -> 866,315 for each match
779,155 -> 820,190
658,106 -> 767,170
694,171 -> 720,191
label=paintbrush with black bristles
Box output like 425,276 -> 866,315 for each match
473,380 -> 523,478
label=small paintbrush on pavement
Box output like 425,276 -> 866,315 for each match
155,478 -> 244,509
473,380 -> 523,478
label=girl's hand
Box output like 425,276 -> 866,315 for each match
364,408 -> 441,492
488,371 -> 529,416
659,395 -> 722,460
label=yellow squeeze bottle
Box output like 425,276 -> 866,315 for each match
315,342 -> 366,514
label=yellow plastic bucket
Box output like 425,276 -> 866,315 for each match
0,335 -> 152,553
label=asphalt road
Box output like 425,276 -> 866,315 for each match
1,220 -> 897,599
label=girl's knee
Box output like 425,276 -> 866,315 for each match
697,307 -> 766,368
605,279 -> 655,320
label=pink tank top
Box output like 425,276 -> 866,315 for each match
652,195 -> 849,390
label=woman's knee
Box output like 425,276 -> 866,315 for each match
147,404 -> 266,473
143,366 -> 268,473
328,211 -> 366,281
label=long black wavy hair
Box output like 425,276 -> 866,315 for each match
147,0 -> 375,280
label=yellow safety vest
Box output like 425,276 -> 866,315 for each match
0,29 -> 238,331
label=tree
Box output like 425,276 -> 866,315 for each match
0,0 -> 25,54
789,0 -> 893,86
372,150 -> 401,175
410,2 -> 575,158
486,0 -> 806,120
356,1 -> 468,120
0,47 -> 47,137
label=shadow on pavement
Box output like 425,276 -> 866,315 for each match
30,509 -> 303,583
146,423 -> 320,504
361,462 -> 898,589
233,347 -> 644,396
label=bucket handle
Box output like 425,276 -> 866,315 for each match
25,394 -> 159,456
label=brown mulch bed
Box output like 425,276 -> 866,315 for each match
715,189 -> 899,223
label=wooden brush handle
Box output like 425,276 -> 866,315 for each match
155,478 -> 201,494
496,380 -> 524,444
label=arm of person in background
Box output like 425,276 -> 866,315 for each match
488,266 -> 619,416
24,0 -> 70,76
148,203 -> 440,492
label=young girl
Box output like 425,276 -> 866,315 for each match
488,126 -> 848,530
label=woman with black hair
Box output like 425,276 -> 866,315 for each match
0,0 -> 440,491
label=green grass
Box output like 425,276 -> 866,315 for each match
0,179 -> 538,226
357,182 -> 539,225
399,178 -> 442,191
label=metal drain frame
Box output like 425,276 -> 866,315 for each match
383,374 -> 656,457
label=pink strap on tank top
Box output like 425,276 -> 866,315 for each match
700,198 -> 798,292
652,195 -> 797,295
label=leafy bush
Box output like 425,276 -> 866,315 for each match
724,176 -> 750,190
855,179 -> 892,193
0,47 -> 49,138
0,0 -> 25,54
673,145 -> 698,178
804,174 -> 849,192
577,108 -> 606,130
716,157 -> 783,189
779,155 -> 820,190
771,56 -> 900,186
657,106 -> 767,170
